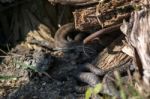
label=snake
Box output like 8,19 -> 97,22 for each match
54,23 -> 88,49
54,23 -> 135,97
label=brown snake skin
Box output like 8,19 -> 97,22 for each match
83,23 -> 122,44
48,0 -> 98,6
54,23 -> 88,49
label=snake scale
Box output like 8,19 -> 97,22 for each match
54,23 -> 135,97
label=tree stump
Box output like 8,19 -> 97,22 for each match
120,0 -> 150,86
92,34 -> 131,71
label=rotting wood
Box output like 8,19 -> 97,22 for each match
92,35 -> 131,71
73,0 -> 138,31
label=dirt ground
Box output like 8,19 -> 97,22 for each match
0,42 -> 101,99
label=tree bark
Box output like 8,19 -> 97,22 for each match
120,0 -> 150,86
73,0 -> 134,31
93,35 -> 131,71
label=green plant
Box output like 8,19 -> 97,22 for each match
0,75 -> 17,80
13,59 -> 38,72
85,71 -> 143,99
85,83 -> 103,99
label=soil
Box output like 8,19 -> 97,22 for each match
0,42 -> 101,99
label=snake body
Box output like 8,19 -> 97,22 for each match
83,24 -> 122,44
54,23 -> 134,97
54,23 -> 88,49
